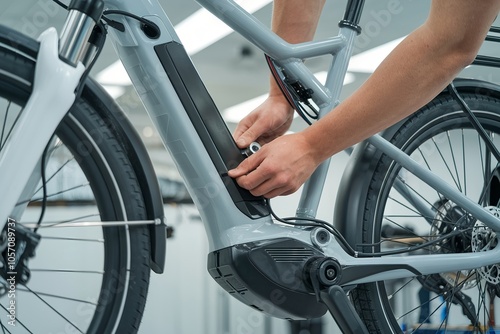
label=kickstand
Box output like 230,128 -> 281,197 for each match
308,258 -> 369,334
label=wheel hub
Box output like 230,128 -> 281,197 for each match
472,206 -> 500,284
431,200 -> 477,289
0,219 -> 41,295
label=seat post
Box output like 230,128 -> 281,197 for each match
339,0 -> 365,34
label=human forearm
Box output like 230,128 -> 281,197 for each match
303,0 -> 500,163
269,0 -> 325,97
232,1 -> 326,148
303,27 -> 466,162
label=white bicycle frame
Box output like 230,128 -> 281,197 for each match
1,0 -> 500,287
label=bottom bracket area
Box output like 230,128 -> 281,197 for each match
207,238 -> 328,320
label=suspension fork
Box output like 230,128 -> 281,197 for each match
0,0 -> 104,227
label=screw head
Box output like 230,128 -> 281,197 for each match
326,267 -> 336,280
318,259 -> 341,286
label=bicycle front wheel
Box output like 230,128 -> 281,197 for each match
352,91 -> 500,333
0,28 -> 151,333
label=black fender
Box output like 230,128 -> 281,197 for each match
333,78 -> 500,246
0,25 -> 166,274
83,80 -> 166,274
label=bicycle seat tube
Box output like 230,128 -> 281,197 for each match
297,1 -> 365,219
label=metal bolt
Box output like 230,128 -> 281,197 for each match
326,267 -> 336,280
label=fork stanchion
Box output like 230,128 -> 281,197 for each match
59,0 -> 104,66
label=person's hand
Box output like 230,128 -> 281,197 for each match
228,132 -> 321,198
233,95 -> 294,149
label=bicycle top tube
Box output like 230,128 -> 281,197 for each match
195,0 -> 363,108
197,0 -> 346,60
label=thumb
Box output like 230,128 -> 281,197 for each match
234,122 -> 264,149
235,132 -> 255,149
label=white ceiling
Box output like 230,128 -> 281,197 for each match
2,0 -> 500,180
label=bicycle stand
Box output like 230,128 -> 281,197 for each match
306,257 -> 369,334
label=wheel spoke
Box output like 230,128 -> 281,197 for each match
462,128 -> 467,197
36,183 -> 91,201
447,130 -> 464,193
17,286 -> 98,305
30,269 -> 104,274
0,321 -> 11,334
0,101 -> 22,151
0,100 -> 10,147
387,192 -> 438,224
431,136 -> 462,191
39,235 -> 104,243
20,284 -> 84,333
0,303 -> 33,333
17,183 -> 92,207
417,146 -> 445,203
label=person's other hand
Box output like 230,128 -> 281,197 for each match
233,95 -> 294,149
228,132 -> 320,198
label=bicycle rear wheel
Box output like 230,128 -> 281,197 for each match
352,91 -> 500,333
0,30 -> 151,333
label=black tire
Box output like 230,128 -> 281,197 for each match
352,92 -> 500,333
0,29 -> 151,333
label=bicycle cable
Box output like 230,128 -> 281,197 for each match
34,140 -> 51,233
52,0 -> 68,10
75,21 -> 107,98
102,10 -> 160,37
266,198 -> 474,258
265,198 -> 357,255
265,55 -> 319,125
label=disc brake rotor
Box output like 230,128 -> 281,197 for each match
431,200 -> 477,289
472,206 -> 500,284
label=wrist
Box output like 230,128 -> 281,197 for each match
267,93 -> 294,114
296,129 -> 325,167
300,119 -> 341,165
269,81 -> 294,112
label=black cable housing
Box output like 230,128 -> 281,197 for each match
266,198 -> 473,258
265,55 -> 319,125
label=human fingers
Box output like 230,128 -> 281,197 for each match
247,181 -> 296,198
238,166 -> 301,198
232,113 -> 255,147
262,186 -> 297,199
234,123 -> 262,149
227,152 -> 264,178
